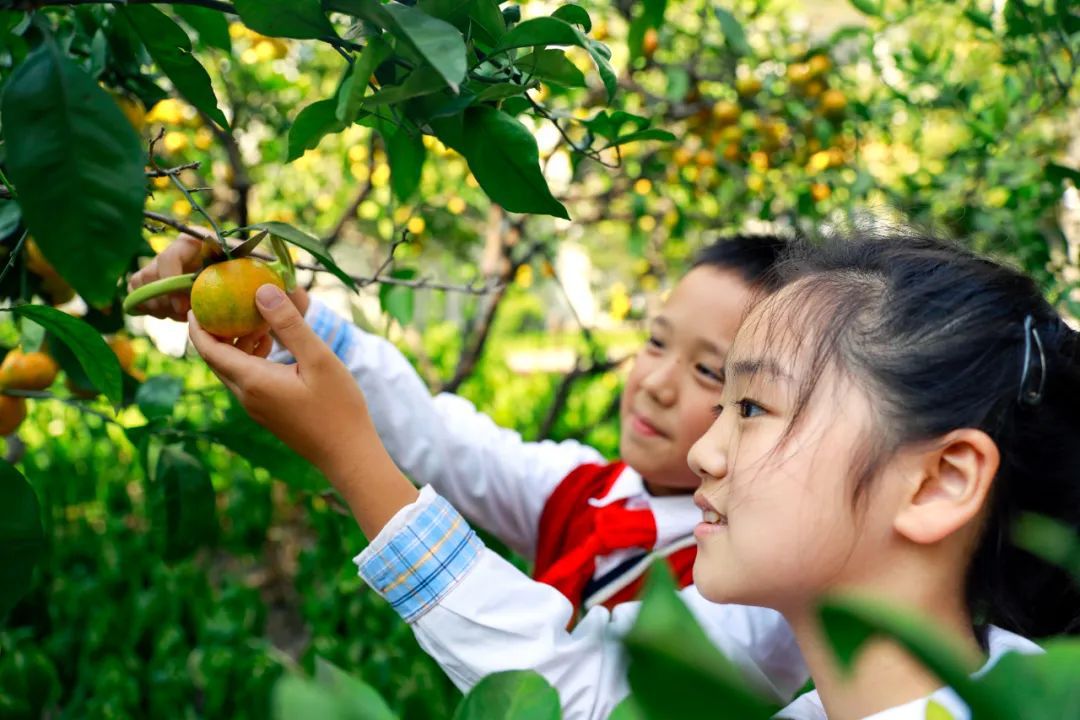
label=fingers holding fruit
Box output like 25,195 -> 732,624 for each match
128,232 -> 214,320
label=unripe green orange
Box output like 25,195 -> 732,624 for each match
191,258 -> 285,339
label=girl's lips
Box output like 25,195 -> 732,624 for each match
630,413 -> 664,438
694,520 -> 727,540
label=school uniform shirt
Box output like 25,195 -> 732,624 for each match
353,486 -> 808,719
775,627 -> 1042,719
271,299 -> 701,609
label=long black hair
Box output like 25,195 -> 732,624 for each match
764,230 -> 1080,640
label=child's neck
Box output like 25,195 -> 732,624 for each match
641,478 -> 690,496
784,585 -> 984,719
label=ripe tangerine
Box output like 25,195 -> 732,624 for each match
191,258 -> 285,339
0,395 -> 27,436
0,349 -> 59,391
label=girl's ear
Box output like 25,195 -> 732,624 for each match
894,429 -> 1000,545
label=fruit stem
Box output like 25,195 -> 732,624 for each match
122,273 -> 198,314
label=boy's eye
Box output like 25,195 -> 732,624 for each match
647,335 -> 665,350
696,363 -> 723,383
737,399 -> 765,419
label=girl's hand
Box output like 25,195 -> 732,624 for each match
188,283 -> 417,536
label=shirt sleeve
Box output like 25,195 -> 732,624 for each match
355,489 -> 809,720
271,298 -> 605,558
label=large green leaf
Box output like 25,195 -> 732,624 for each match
0,41 -> 146,306
384,4 -> 467,92
288,98 -> 347,162
361,66 -> 449,108
492,16 -> 586,51
379,121 -> 426,202
327,0 -> 466,92
135,374 -> 184,421
273,659 -> 399,720
120,5 -> 230,130
336,36 -> 392,124
151,445 -> 218,562
818,596 -> 1018,718
9,305 -> 122,406
714,7 -> 750,57
452,670 -> 561,720
624,563 -> 779,719
240,221 -> 358,291
234,0 -> 337,40
551,5 -> 592,32
172,5 -> 232,52
0,461 -> 44,622
976,640 -> 1080,718
454,106 -> 569,218
516,49 -> 586,88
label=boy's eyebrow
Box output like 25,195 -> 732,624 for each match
651,316 -> 671,330
720,358 -> 792,383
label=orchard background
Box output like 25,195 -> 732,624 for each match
0,0 -> 1078,718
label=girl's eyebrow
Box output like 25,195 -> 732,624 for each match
721,358 -> 792,383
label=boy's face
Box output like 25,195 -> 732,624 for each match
619,266 -> 755,493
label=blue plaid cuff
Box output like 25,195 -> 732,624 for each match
355,489 -> 483,623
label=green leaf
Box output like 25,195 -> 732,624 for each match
975,639 -> 1080,717
172,5 -> 232,52
151,445 -> 218,562
468,0 -> 507,43
136,374 -> 184,420
452,670 -> 560,720
379,123 -> 426,202
587,41 -> 617,101
849,0 -> 882,16
1047,162 -> 1080,189
362,66 -> 449,108
337,35 -> 391,124
273,675 -> 342,719
384,4 -> 467,92
288,98 -> 347,162
608,697 -> 646,720
551,4 -> 592,32
629,0 -> 667,61
120,6 -> 230,130
456,106 -> 568,218
493,16 -> 586,51
474,82 -> 528,102
714,7 -> 750,56
19,316 -> 45,354
8,305 -> 122,405
0,461 -> 44,622
314,658 -> 397,720
193,400 -> 326,491
818,596 -> 1019,718
234,0 -> 336,40
516,49 -> 586,87
1,41 -> 146,306
625,563 -> 779,718
1013,513 -> 1080,582
963,7 -> 995,31
379,268 -> 417,326
241,222 -> 358,291
0,201 -> 21,239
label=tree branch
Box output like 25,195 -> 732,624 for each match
536,355 -> 625,440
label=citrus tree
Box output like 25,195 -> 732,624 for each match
0,0 -> 1078,717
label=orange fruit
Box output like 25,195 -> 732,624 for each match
787,63 -> 812,86
107,335 -> 144,381
711,100 -> 740,127
190,258 -> 285,339
810,183 -> 832,202
112,93 -> 145,133
804,79 -> 826,99
808,54 -> 832,77
0,395 -> 26,435
641,28 -> 659,59
0,349 -> 59,391
820,89 -> 847,118
735,75 -> 762,99
25,239 -> 76,305
694,148 -> 716,168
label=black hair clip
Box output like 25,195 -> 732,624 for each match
1018,314 -> 1046,406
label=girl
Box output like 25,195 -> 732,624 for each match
130,235 -> 787,614
188,228 -> 1079,718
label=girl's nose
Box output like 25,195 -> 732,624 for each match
688,419 -> 729,482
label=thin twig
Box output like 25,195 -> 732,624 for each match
0,230 -> 29,288
3,388 -> 120,424
145,162 -> 201,178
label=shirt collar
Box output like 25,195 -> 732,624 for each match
588,466 -> 700,548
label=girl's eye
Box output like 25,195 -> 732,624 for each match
711,403 -> 724,418
737,399 -> 766,419
696,363 -> 723,383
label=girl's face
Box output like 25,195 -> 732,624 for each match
620,266 -> 755,492
688,292 -> 900,612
